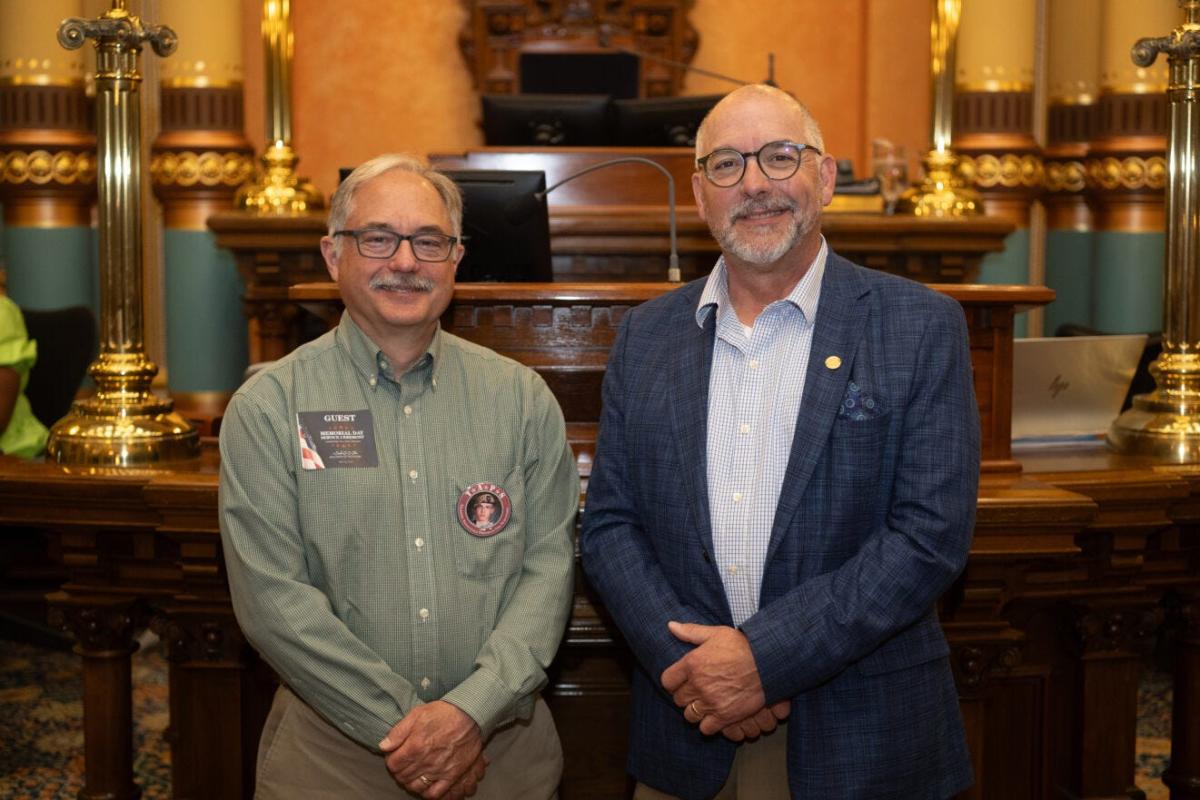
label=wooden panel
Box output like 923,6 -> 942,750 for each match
291,280 -> 1051,472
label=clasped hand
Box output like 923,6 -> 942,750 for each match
660,621 -> 790,742
379,700 -> 488,799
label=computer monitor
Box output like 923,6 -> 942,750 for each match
519,52 -> 639,99
481,93 -> 614,146
613,94 -> 724,147
334,167 -> 553,283
442,169 -> 554,283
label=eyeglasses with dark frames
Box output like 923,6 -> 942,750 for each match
333,229 -> 459,262
696,140 -> 822,188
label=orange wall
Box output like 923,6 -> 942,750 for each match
241,1 -> 931,200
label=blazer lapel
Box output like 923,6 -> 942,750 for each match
669,304 -> 717,557
766,256 -> 870,561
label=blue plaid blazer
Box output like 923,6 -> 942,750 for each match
581,252 -> 979,799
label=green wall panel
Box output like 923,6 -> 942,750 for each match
1092,231 -> 1164,334
978,228 -> 1030,338
164,230 -> 249,393
1044,230 -> 1095,335
4,226 -> 96,313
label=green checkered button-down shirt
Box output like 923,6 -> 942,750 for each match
219,312 -> 578,749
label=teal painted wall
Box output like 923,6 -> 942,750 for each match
164,230 -> 249,392
1092,231 -> 1164,334
1044,229 -> 1095,335
4,226 -> 97,312
978,228 -> 1030,338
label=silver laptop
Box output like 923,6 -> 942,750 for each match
1011,334 -> 1148,441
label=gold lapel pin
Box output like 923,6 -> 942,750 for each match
825,355 -> 842,370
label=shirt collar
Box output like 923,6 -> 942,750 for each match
336,311 -> 441,391
695,236 -> 828,328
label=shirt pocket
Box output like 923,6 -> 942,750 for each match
450,463 -> 526,579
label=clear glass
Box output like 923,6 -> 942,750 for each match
871,141 -> 909,215
334,229 -> 457,261
698,141 -> 818,187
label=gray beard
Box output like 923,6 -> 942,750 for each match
713,195 -> 817,265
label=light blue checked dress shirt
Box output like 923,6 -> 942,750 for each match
696,239 -> 827,626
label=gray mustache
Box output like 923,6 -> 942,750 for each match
730,197 -> 797,222
369,274 -> 435,292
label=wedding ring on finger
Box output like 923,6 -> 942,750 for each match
419,774 -> 433,787
689,700 -> 704,718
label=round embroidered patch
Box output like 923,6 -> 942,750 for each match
457,482 -> 512,537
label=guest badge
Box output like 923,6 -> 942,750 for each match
296,410 -> 379,469
457,482 -> 512,537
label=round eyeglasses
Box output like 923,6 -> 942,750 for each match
696,140 -> 821,188
333,229 -> 459,262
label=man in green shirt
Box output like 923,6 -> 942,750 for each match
219,153 -> 578,799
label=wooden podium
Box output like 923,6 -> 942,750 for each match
209,146 -> 1014,365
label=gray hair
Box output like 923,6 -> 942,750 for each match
695,84 -> 826,157
327,154 -> 464,253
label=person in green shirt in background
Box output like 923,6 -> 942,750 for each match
0,295 -> 49,458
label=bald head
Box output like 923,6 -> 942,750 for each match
695,84 -> 826,158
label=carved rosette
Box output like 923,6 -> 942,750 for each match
1164,592 -> 1200,645
951,641 -> 1023,692
47,594 -> 144,653
151,85 -> 254,230
1086,92 -> 1167,233
953,91 -> 1043,225
1067,605 -> 1161,657
0,83 -> 96,227
152,611 -> 247,665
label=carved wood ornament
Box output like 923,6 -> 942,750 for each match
459,0 -> 698,97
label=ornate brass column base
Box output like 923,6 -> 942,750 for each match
46,353 -> 199,466
896,150 -> 982,217
1108,354 -> 1200,463
235,142 -> 322,214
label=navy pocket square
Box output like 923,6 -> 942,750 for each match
838,381 -> 885,421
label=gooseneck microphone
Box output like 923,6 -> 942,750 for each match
535,157 -> 682,283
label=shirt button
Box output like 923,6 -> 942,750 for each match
419,608 -> 430,620
728,564 -> 738,575
403,405 -> 413,416
368,377 -> 377,387
414,537 -> 425,548
432,378 -> 438,388
732,492 -> 743,502
749,359 -> 759,370
420,677 -> 431,690
408,469 -> 418,480
739,423 -> 750,434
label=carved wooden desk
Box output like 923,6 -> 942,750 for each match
3,449 -> 1198,800
6,284 -> 1198,800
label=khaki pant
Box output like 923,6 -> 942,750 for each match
255,685 -> 562,799
634,723 -> 789,800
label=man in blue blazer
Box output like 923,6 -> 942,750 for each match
580,85 -> 979,799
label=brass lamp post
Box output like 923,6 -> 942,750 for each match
1108,0 -> 1200,462
235,0 -> 321,213
896,0 -> 981,217
49,1 -> 199,465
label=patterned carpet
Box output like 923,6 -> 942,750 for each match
0,637 -> 1176,798
0,639 -> 170,799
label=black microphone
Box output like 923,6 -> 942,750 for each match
536,157 -> 681,283
597,23 -> 776,89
